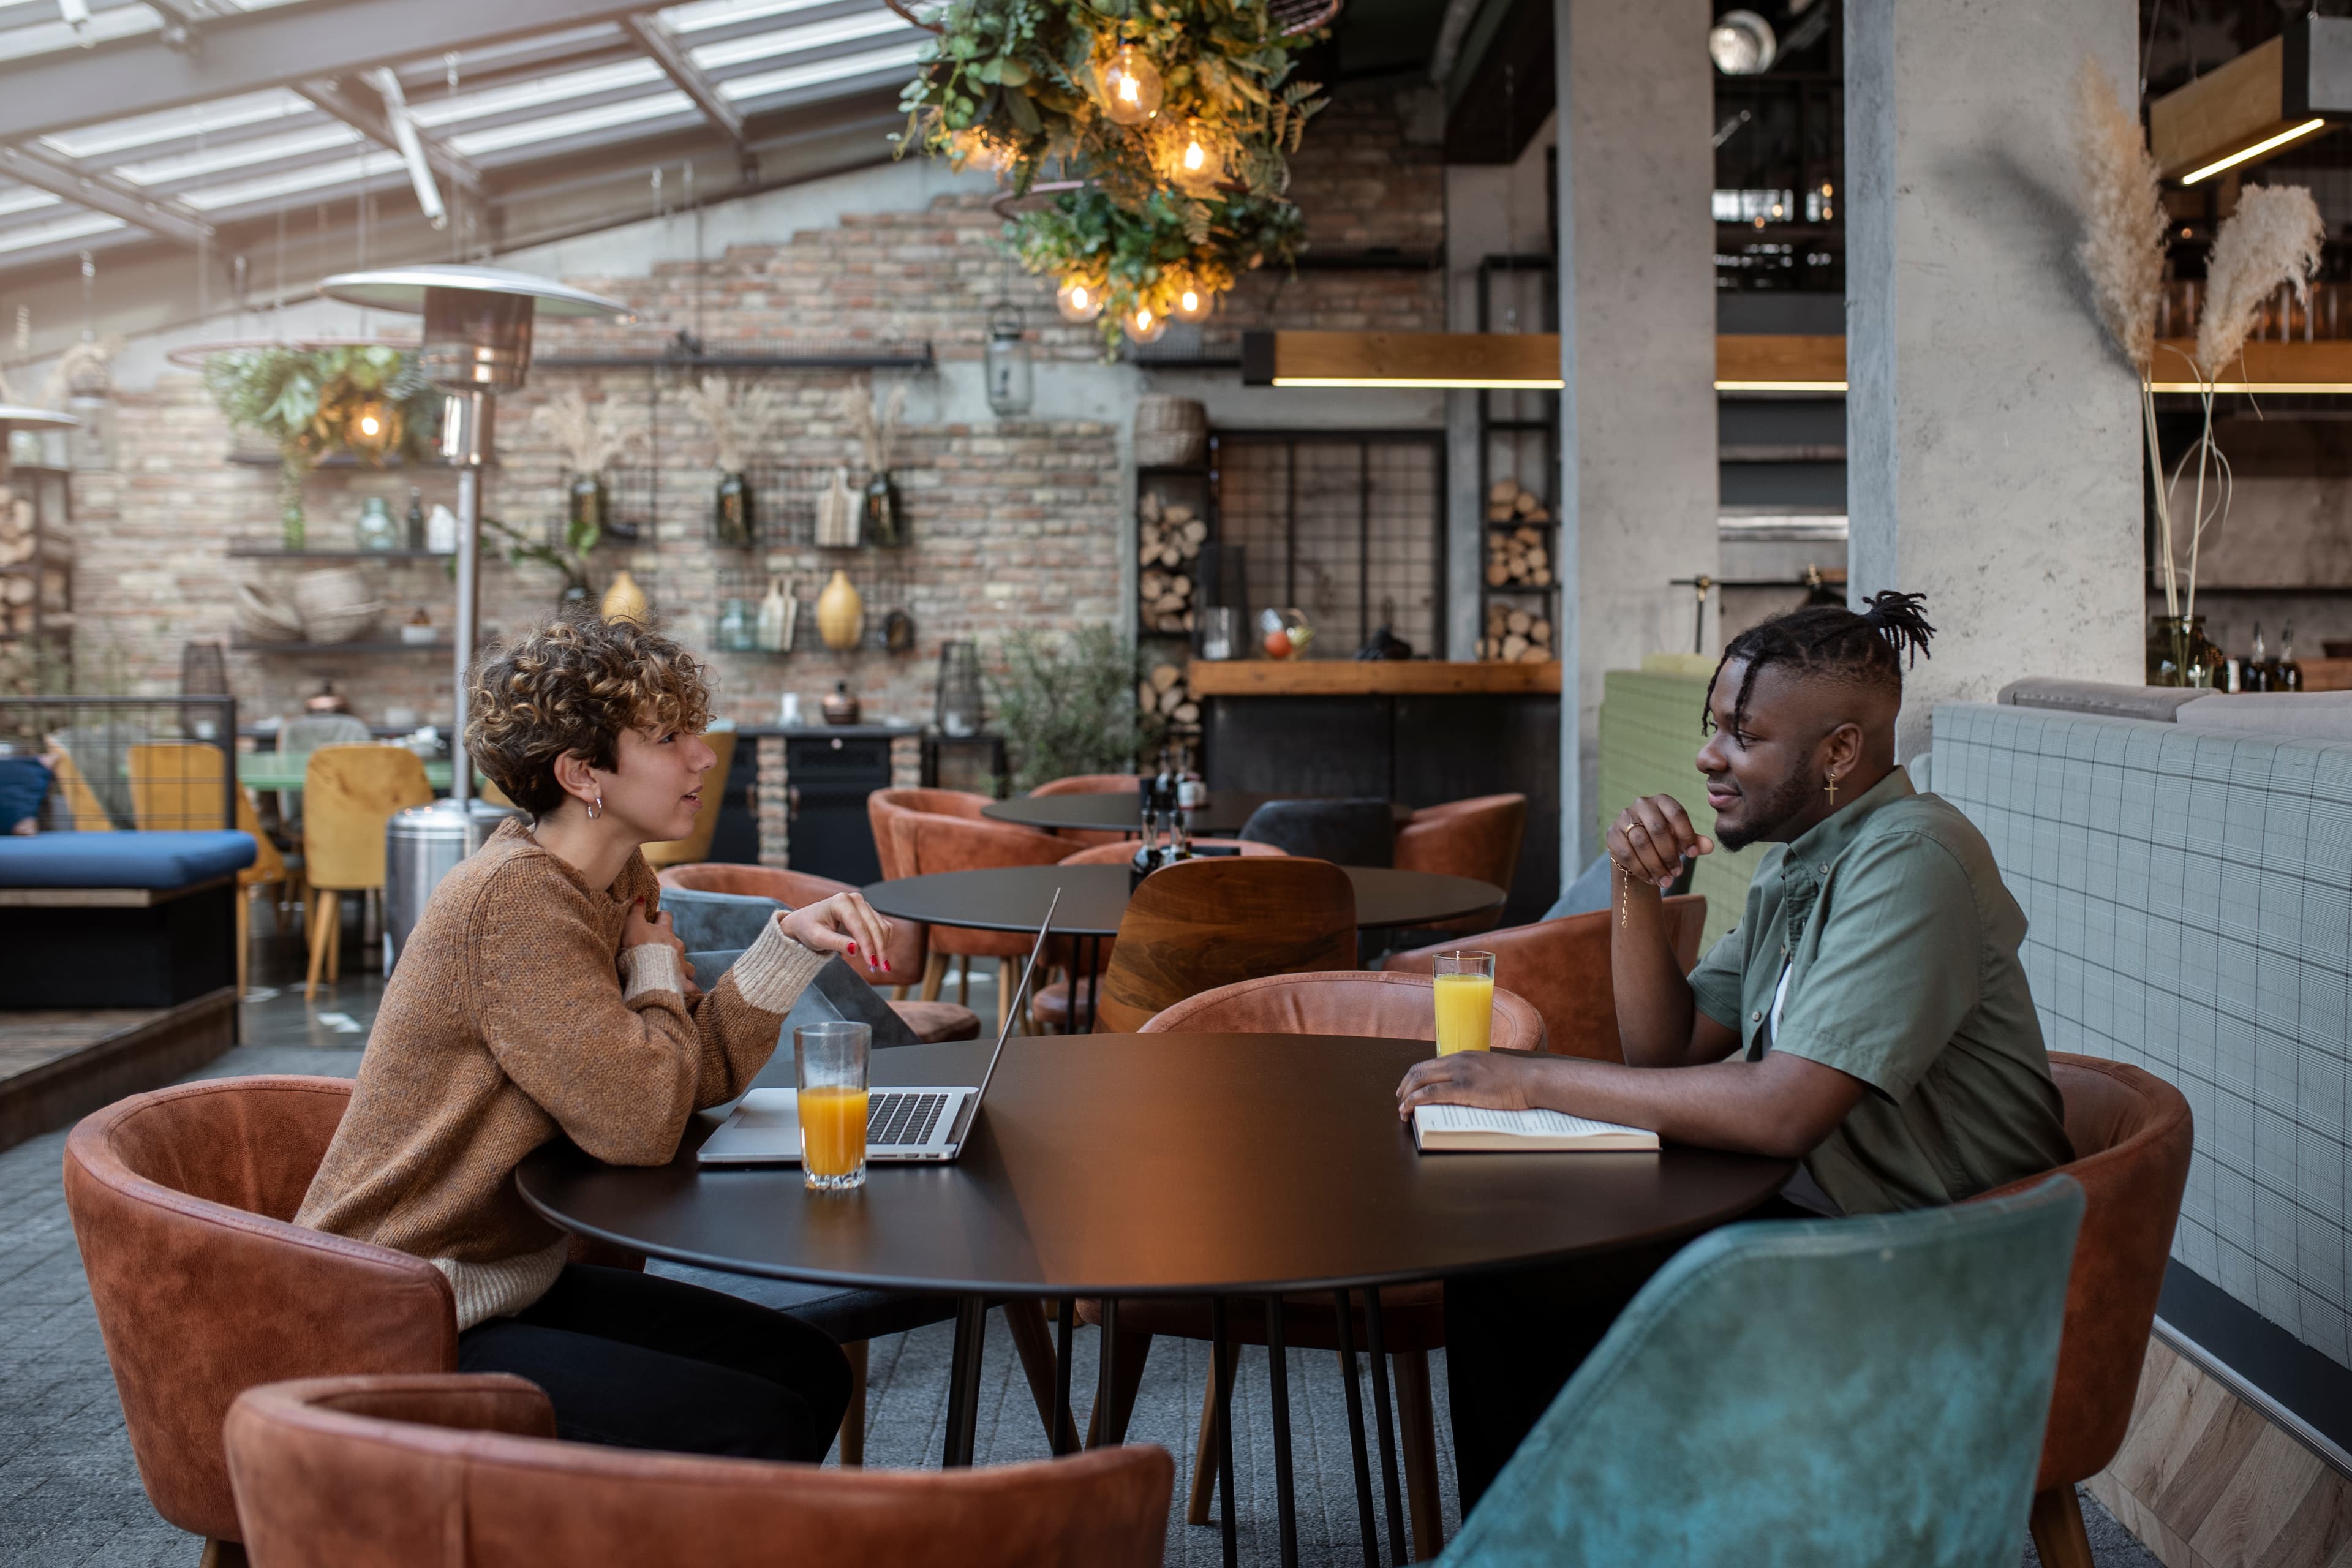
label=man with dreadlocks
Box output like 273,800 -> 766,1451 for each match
1399,590 -> 2074,1505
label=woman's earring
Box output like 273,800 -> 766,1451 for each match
589,788 -> 603,821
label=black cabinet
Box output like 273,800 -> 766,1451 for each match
786,732 -> 893,887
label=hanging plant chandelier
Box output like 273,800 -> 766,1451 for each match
895,0 -> 1331,352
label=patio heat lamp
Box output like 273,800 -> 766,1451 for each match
315,265 -> 632,803
0,403 -> 79,489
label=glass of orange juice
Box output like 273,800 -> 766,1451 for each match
795,1021 -> 870,1191
1432,951 -> 1496,1054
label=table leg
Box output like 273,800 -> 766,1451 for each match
1091,1297 -> 1120,1449
1053,1298 -> 1076,1458
1077,935 -> 1100,1036
1364,1290 -> 1408,1566
942,1295 -> 987,1468
1333,1289 -> 1381,1568
1265,1294 -> 1300,1568
1212,1297 -> 1238,1568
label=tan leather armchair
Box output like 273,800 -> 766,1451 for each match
1392,792 -> 1528,933
1975,1055 -> 2193,1568
226,1373 -> 1174,1568
1141,968 -> 1548,1052
61,1077 -> 458,1553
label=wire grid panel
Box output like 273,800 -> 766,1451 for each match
0,696 -> 238,831
1215,436 -> 1442,658
1935,701 -> 2352,1371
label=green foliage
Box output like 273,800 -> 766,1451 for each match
481,513 -> 596,598
895,0 -> 1325,344
201,347 -> 442,533
1010,184 -> 1304,352
989,624 -> 1158,791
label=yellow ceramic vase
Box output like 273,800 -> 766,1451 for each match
815,568 -> 863,650
601,568 -> 649,625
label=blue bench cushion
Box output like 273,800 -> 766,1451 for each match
0,830 -> 257,889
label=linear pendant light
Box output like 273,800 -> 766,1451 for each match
2150,16 -> 2351,184
1240,330 -> 1847,392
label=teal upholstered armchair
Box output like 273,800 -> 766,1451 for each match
1443,1175 -> 2084,1567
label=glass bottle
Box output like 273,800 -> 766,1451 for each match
405,486 -> 427,550
862,471 -> 905,548
1131,775 -> 1161,888
2245,623 -> 2272,693
714,470 -> 754,548
2277,620 -> 2304,692
2147,615 -> 2224,688
355,496 -> 400,552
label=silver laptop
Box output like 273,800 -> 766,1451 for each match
698,889 -> 1059,1166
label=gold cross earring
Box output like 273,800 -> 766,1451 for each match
1824,771 -> 1838,804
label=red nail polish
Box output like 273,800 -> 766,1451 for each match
847,941 -> 857,954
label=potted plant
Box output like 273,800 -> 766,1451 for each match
843,376 -> 910,547
202,346 -> 440,548
532,389 -> 634,544
482,511 -> 597,608
679,374 -> 786,548
989,624 -> 1158,791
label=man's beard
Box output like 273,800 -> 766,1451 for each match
1713,766 -> 1819,851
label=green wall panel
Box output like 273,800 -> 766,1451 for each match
1595,669 -> 1763,950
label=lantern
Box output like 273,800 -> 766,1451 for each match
984,301 -> 1034,417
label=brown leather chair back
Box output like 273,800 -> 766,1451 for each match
867,787 -> 991,880
1030,773 -> 1142,795
62,1078 -> 457,1544
1977,1054 -> 2193,1492
1055,839 -> 1284,865
899,811 -> 1071,960
1386,894 -> 1706,1061
1394,794 -> 1528,930
657,862 -> 924,976
1095,857 -> 1356,1033
227,1373 -> 1174,1568
1142,970 -> 1548,1052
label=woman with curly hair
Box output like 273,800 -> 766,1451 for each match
296,611 -> 892,1461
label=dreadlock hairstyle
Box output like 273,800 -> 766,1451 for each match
1702,590 -> 1937,738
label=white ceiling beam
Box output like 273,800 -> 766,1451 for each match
620,14 -> 747,146
0,141 -> 210,246
296,76 -> 484,192
0,0 -> 666,145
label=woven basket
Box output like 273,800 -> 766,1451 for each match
292,567 -> 383,644
234,582 -> 305,643
1134,396 -> 1208,467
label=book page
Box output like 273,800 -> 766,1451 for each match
1414,1104 -> 1654,1140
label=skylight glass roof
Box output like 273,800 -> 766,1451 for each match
0,0 -> 925,275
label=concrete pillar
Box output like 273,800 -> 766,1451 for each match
1554,0 -> 1719,875
1845,0 -> 2143,761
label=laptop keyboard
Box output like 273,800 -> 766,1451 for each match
869,1090 -> 951,1148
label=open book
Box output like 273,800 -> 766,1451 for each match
1411,1103 -> 1660,1153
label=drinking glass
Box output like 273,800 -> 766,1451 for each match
795,1021 -> 870,1191
1431,951 -> 1497,1055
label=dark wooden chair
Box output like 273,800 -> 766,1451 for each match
1091,856 -> 1357,1034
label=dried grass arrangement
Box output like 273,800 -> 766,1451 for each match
678,374 -> 786,473
2172,183 -> 2323,624
531,388 -> 634,476
842,375 -> 907,476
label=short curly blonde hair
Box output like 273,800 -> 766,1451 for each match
466,611 -> 712,820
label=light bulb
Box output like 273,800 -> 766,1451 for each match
1183,138 -> 1207,172
358,413 -> 382,438
1125,304 -> 1167,344
1174,284 -> 1213,323
1056,277 -> 1103,323
1101,45 -> 1163,126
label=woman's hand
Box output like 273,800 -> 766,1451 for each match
622,897 -> 699,993
1607,794 -> 1714,892
1395,1050 -> 1541,1121
780,892 -> 895,976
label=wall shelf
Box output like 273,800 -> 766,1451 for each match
536,337 -> 935,372
225,453 -> 480,470
230,639 -> 454,655
229,547 -> 451,560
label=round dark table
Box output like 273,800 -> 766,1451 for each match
982,790 -> 1414,838
517,1033 -> 1790,1564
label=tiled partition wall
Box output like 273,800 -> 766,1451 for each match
1933,702 -> 2352,1374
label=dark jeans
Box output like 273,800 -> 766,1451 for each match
1444,1198 -> 1815,1509
458,1264 -> 851,1463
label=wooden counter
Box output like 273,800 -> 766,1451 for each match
1188,659 -> 1561,696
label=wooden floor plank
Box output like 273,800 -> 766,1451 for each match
2155,1378 -> 2272,1534
2188,1424 -> 2324,1568
2264,1463 -> 2352,1568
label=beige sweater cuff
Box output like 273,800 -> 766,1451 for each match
619,943 -> 684,1001
729,917 -> 827,1013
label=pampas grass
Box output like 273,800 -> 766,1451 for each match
2173,183 -> 2323,624
842,374 -> 907,475
679,374 -> 786,473
531,388 -> 633,476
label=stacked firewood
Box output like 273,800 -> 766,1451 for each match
1476,602 -> 1555,664
1484,481 -> 1554,589
0,485 -> 32,568
1138,660 -> 1201,729
1139,493 -> 1207,633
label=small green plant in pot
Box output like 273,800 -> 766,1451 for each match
990,624 -> 1161,792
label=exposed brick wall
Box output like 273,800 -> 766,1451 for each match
61,83 -> 1443,736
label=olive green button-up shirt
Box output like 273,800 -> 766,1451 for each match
1686,767 -> 2072,1215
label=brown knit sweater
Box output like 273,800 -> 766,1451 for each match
295,818 -> 824,1327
